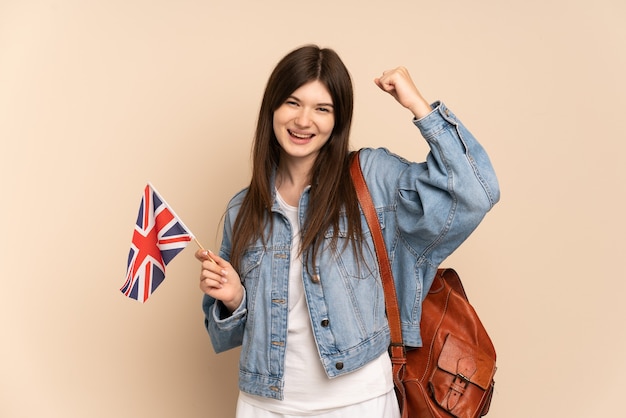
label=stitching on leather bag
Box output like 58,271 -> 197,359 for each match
419,282 -> 452,383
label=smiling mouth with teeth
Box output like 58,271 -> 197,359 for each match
289,130 -> 315,139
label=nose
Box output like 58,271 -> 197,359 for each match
294,108 -> 312,128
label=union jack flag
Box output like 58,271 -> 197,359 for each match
120,183 -> 194,303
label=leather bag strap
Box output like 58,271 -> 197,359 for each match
349,151 -> 405,359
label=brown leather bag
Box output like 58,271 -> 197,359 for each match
350,151 -> 497,418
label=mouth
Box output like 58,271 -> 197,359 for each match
288,129 -> 315,140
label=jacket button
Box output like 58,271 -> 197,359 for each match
311,274 -> 320,284
335,362 -> 344,370
321,319 -> 329,327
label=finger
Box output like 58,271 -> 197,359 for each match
206,250 -> 229,268
195,248 -> 213,261
374,76 -> 392,92
195,249 -> 219,268
200,267 -> 227,285
199,277 -> 224,292
376,67 -> 409,84
373,77 -> 385,90
375,72 -> 399,91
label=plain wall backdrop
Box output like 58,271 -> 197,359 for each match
2,0 -> 625,417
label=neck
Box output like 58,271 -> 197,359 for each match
276,160 -> 312,206
277,153 -> 314,185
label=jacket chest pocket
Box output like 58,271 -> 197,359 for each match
239,248 -> 264,297
323,211 -> 384,281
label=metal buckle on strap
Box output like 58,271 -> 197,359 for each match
389,342 -> 406,358
454,373 -> 471,388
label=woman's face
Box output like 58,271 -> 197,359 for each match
273,80 -> 335,167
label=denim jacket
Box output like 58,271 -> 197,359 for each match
202,101 -> 500,400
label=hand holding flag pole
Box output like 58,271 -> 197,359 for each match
120,183 -> 212,303
193,237 -> 216,264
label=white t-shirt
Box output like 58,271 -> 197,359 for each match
238,190 -> 394,415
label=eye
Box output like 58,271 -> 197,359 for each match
285,100 -> 299,107
317,107 -> 333,113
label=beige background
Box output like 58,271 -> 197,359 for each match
1,0 -> 624,417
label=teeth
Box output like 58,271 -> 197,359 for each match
289,130 -> 313,139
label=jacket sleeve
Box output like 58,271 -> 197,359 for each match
361,101 -> 500,271
202,291 -> 247,353
202,197 -> 248,353
402,101 -> 499,266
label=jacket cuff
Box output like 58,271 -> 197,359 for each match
413,101 -> 461,140
211,288 -> 247,324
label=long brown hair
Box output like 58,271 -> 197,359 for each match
230,45 -> 362,272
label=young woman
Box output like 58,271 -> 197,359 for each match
196,45 -> 500,417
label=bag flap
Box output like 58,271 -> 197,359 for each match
437,334 -> 496,390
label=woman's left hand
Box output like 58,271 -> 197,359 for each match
374,67 -> 432,119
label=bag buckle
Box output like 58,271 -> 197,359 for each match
389,342 -> 406,359
453,373 -> 470,389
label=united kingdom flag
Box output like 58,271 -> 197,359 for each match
120,183 -> 194,303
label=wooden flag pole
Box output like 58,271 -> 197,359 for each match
193,237 -> 206,251
193,237 -> 216,264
